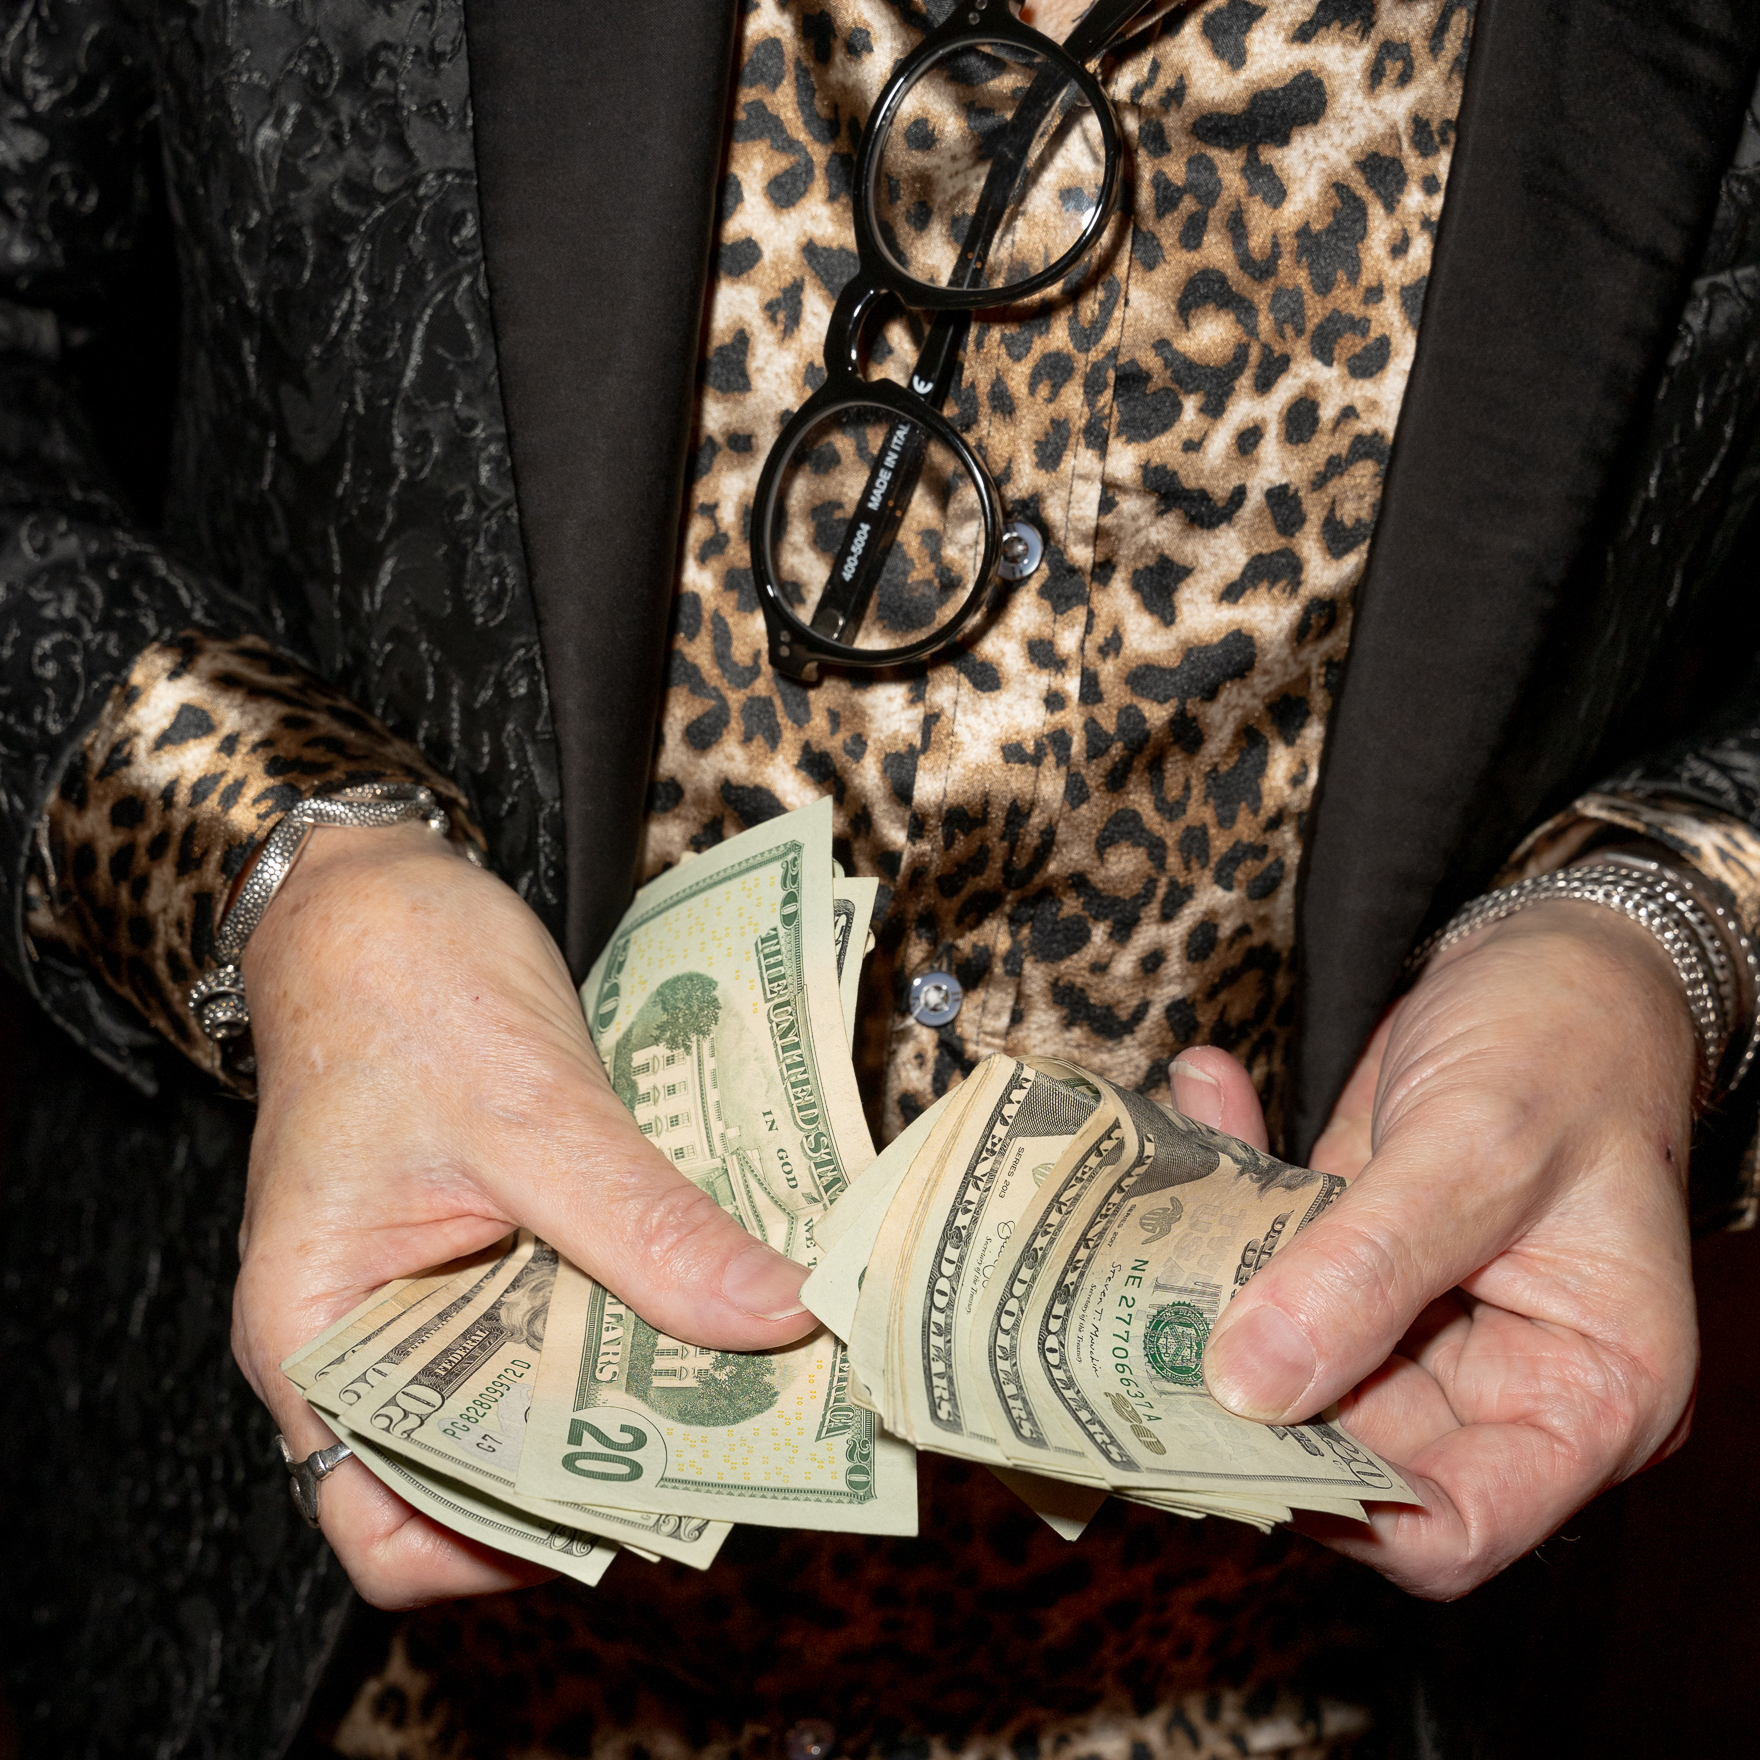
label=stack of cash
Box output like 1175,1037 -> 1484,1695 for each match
283,1235 -> 729,1586
284,800 -> 1412,1586
800,1055 -> 1416,1535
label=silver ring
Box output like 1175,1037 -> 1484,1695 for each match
276,1433 -> 354,1529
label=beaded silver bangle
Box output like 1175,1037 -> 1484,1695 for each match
1411,860 -> 1756,1112
186,782 -> 452,1046
1596,850 -> 1760,1097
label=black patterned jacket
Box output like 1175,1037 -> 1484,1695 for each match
3,2 -> 1760,1755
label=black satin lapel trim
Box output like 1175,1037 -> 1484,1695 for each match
464,0 -> 739,977
1290,0 -> 1760,1157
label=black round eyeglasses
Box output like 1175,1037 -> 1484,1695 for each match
750,0 -> 1174,682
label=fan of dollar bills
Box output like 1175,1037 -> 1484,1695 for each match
284,800 -> 1416,1587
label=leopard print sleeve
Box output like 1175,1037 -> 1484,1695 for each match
24,632 -> 485,1092
1502,791 -> 1760,940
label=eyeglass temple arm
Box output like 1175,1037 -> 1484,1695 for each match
808,59 -> 1078,641
808,310 -> 970,644
1064,0 -> 1166,63
948,0 -> 1164,293
804,0 -> 1165,648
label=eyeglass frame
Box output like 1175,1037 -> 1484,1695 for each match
749,0 -> 1165,683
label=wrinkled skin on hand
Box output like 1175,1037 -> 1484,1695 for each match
1171,900 -> 1701,1600
231,825 -> 817,1609
239,826 -> 1700,1609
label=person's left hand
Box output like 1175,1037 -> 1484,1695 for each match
1167,896 -> 1702,1598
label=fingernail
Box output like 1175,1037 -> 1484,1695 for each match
722,1243 -> 810,1320
1204,1304 -> 1316,1421
1170,1058 -> 1224,1128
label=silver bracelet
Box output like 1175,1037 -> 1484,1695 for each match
187,782 -> 450,1045
1597,850 -> 1760,1096
1412,861 -> 1746,1111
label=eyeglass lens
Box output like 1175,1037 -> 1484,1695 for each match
870,39 -> 1107,297
767,403 -> 988,653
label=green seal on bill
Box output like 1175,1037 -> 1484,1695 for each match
1144,1302 -> 1210,1387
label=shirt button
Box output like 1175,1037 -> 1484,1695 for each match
909,969 -> 963,1027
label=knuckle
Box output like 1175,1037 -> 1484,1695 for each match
1375,1507 -> 1503,1603
345,1553 -> 427,1612
1445,1488 -> 1559,1597
351,1579 -> 409,1613
620,1176 -> 741,1280
1654,1397 -> 1695,1463
1597,1342 -> 1694,1476
1567,1345 -> 1670,1469
1426,1557 -> 1496,1602
332,1497 -> 434,1612
1298,1216 -> 1411,1330
228,1293 -> 275,1398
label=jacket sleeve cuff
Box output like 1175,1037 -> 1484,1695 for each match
1500,787 -> 1760,1231
24,632 -> 485,1091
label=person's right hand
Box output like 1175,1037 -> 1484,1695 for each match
1168,900 -> 1699,1600
230,823 -> 817,1608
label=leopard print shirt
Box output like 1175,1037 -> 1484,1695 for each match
294,13 -> 1475,1753
319,1453 -> 1403,1760
25,632 -> 483,1088
646,0 -> 1472,1148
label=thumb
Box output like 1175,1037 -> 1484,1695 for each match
1168,1048 -> 1269,1150
1308,1011 -> 1395,1179
501,1070 -> 816,1355
1201,1101 -> 1517,1423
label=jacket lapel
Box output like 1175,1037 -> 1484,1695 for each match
462,0 -> 1759,1106
464,0 -> 740,978
1290,0 -> 1760,1155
